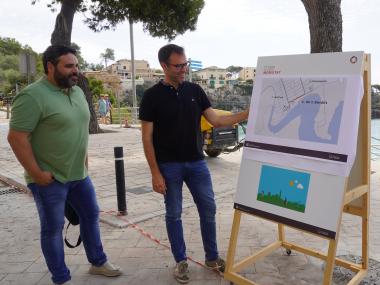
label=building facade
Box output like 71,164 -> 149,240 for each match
193,66 -> 227,89
238,67 -> 256,81
108,59 -> 154,81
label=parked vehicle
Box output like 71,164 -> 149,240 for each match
201,109 -> 245,157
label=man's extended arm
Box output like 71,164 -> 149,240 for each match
203,107 -> 249,128
141,121 -> 166,194
7,129 -> 54,185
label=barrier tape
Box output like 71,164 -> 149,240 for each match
0,175 -> 29,194
0,176 -> 223,276
100,209 -> 223,276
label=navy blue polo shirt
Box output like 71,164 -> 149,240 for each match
139,80 -> 211,162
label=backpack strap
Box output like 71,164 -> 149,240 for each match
64,222 -> 82,248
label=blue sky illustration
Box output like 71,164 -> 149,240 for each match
258,165 -> 311,205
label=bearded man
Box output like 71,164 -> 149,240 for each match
7,45 -> 122,285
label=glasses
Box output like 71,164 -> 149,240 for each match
167,61 -> 190,70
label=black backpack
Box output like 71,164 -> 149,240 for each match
64,202 -> 82,248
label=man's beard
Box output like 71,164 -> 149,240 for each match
54,69 -> 78,88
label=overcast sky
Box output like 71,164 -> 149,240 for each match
0,0 -> 378,83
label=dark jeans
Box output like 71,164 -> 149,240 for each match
28,176 -> 107,284
159,160 -> 218,263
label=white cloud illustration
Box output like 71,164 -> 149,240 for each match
297,183 -> 304,190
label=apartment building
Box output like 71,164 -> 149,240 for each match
108,59 -> 154,81
239,67 -> 256,81
193,66 -> 227,89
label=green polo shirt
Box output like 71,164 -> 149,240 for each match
10,77 -> 90,184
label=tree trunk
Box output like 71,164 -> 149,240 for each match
50,0 -> 101,133
301,0 -> 342,53
50,0 -> 80,46
78,75 -> 101,133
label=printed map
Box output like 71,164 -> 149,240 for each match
254,77 -> 346,144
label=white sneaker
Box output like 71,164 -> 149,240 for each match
88,261 -> 122,277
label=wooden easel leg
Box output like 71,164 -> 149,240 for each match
323,239 -> 338,285
278,223 -> 284,242
226,210 -> 242,273
362,192 -> 369,269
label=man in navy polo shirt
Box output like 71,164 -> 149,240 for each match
139,44 -> 249,284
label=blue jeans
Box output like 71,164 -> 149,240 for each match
28,177 -> 107,284
159,160 -> 218,263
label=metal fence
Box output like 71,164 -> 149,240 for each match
371,136 -> 380,161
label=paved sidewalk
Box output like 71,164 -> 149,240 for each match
1,111 -> 379,285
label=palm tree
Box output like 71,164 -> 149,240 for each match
100,48 -> 115,69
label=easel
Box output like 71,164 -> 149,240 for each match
224,54 -> 371,285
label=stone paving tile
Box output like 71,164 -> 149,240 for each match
1,115 -> 380,284
0,272 -> 47,285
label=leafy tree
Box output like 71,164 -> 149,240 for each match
100,48 -> 114,69
70,42 -> 88,70
123,81 -> 155,107
33,0 -> 205,133
87,77 -> 104,99
83,1 -> 205,40
226,66 -> 243,74
235,82 -> 253,96
0,55 -> 19,71
87,76 -> 115,104
0,37 -> 43,95
0,69 -> 20,95
301,0 -> 342,53
0,37 -> 22,55
88,63 -> 104,71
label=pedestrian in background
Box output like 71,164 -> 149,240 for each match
139,44 -> 249,284
7,45 -> 122,285
98,94 -> 107,124
105,94 -> 113,124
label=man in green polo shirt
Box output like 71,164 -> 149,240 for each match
8,45 -> 122,285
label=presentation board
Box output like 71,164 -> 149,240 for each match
244,51 -> 364,177
235,51 -> 365,238
235,160 -> 345,238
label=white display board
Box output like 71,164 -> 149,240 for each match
235,52 -> 364,238
235,160 -> 345,238
245,51 -> 364,176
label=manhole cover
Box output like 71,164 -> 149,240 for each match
127,186 -> 152,195
333,255 -> 380,284
0,186 -> 21,195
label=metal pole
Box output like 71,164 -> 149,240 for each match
189,58 -> 192,82
117,89 -> 122,128
129,19 -> 137,124
114,147 -> 127,215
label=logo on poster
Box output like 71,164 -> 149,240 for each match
263,65 -> 281,75
350,56 -> 358,64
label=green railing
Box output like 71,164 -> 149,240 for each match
110,107 -> 139,124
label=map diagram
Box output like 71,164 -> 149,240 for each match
254,77 -> 347,144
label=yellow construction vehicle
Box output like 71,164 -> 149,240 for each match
201,109 -> 245,157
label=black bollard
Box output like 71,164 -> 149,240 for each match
114,146 -> 127,215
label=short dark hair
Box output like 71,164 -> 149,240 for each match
158,44 -> 185,64
42,45 -> 77,75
